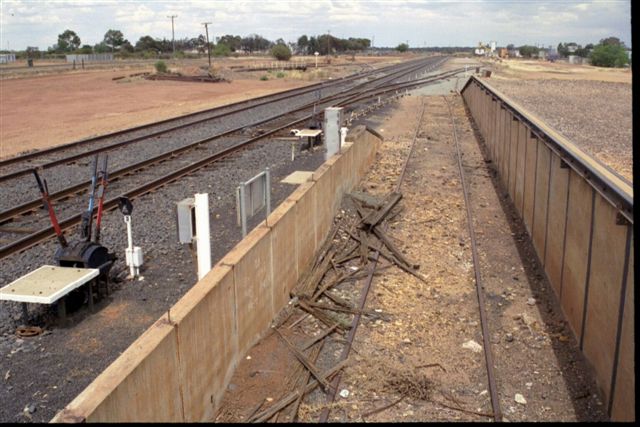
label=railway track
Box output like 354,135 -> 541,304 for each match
317,98 -> 429,423
0,57 -> 443,212
0,56 -> 431,175
443,95 -> 502,422
306,93 -> 503,423
0,57 -> 460,261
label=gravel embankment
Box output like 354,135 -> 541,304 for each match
487,78 -> 632,182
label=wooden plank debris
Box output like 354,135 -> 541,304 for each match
248,360 -> 349,423
274,328 -> 333,391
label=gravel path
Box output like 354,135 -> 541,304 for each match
486,78 -> 632,182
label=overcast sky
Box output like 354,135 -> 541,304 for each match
0,0 -> 632,51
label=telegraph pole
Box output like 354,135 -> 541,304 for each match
167,15 -> 177,56
202,22 -> 212,68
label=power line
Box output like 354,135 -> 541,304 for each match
202,22 -> 212,68
167,15 -> 177,56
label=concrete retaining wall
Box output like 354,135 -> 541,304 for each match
50,125 -> 381,422
461,77 -> 634,421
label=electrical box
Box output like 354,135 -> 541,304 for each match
176,197 -> 196,244
126,246 -> 144,267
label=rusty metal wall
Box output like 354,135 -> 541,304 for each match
461,76 -> 634,422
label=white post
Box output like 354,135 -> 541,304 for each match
124,215 -> 135,278
194,193 -> 211,280
340,127 -> 348,149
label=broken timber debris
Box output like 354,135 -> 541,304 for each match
248,360 -> 349,423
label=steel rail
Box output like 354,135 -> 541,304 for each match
0,57 -> 433,180
318,100 -> 428,423
0,59 -> 450,259
0,65 -> 459,225
443,95 -> 502,421
461,76 -> 632,223
0,56 -> 433,170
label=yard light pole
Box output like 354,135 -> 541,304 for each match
167,15 -> 177,57
203,22 -> 212,68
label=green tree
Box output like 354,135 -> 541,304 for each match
135,35 -> 158,52
213,43 -> 231,57
396,43 -> 409,53
104,29 -> 125,52
590,43 -> 629,67
271,43 -> 292,60
217,34 -> 242,51
518,45 -> 539,58
79,44 -> 93,54
155,60 -> 167,73
57,29 -> 81,52
120,40 -> 134,53
297,35 -> 309,54
93,42 -> 110,53
599,36 -> 624,47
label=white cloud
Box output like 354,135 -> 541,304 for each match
0,0 -> 631,50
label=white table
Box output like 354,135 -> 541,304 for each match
0,265 -> 99,322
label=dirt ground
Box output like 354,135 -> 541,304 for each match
0,54 -> 404,160
212,93 -> 607,422
484,57 -> 631,83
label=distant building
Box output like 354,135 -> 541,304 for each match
508,49 -> 521,58
567,55 -> 583,64
0,53 -> 16,64
566,43 -> 580,53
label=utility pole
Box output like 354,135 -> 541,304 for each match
167,15 -> 177,56
202,22 -> 212,68
327,29 -> 331,56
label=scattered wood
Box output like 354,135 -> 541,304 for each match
249,360 -> 349,423
431,398 -> 494,419
358,229 -> 369,265
307,301 -> 379,317
360,191 -> 402,229
289,338 -> 327,421
144,73 -> 229,83
287,313 -> 309,330
348,191 -> 385,209
416,363 -> 447,372
372,226 -> 420,269
298,300 -> 351,330
312,223 -> 341,272
300,324 -> 339,351
274,328 -> 332,391
244,398 -> 266,422
293,248 -> 336,299
311,270 -> 355,301
361,394 -> 406,419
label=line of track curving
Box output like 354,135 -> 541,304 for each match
0,57 -> 460,261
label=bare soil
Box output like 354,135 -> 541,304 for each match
0,54 -> 405,160
0,69 -> 309,159
212,93 -> 607,422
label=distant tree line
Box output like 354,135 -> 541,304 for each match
494,36 -> 628,68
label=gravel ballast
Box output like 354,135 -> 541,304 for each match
486,78 -> 632,182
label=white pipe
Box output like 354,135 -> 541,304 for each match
194,193 -> 212,280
